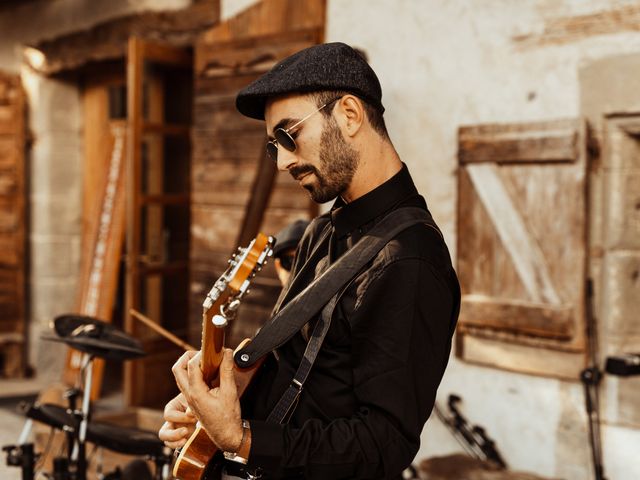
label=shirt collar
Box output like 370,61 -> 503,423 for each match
330,163 -> 419,239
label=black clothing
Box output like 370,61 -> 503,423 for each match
242,164 -> 460,479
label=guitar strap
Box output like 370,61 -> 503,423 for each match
234,206 -> 441,423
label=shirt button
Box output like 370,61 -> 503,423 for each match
240,354 -> 250,362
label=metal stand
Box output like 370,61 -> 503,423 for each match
2,443 -> 35,480
581,278 -> 606,480
69,353 -> 95,480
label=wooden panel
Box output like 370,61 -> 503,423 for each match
62,124 -> 128,396
459,295 -> 573,339
456,118 -> 588,375
189,2 -> 325,358
0,105 -> 18,134
0,137 -> 17,168
0,168 -> 17,195
0,233 -> 19,266
460,335 -> 586,380
459,118 -> 579,164
200,0 -> 325,45
191,204 -> 308,257
125,39 -> 193,407
141,41 -> 192,66
0,269 -> 19,324
466,163 -> 560,305
129,339 -> 182,409
0,199 -> 18,231
0,70 -> 26,377
198,29 -> 323,77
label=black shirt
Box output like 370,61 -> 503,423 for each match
243,164 -> 460,479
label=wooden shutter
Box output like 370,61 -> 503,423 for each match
0,71 -> 27,378
456,118 -> 588,378
191,0 -> 325,347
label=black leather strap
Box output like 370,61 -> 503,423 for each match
266,289 -> 342,424
234,206 -> 437,370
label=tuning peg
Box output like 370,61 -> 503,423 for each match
212,314 -> 227,327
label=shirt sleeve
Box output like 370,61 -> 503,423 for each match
246,257 -> 457,479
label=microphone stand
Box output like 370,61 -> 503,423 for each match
581,278 -> 606,480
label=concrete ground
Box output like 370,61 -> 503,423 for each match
0,379 -> 45,480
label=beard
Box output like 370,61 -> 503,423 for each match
289,116 -> 359,204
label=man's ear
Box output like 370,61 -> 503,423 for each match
336,95 -> 364,137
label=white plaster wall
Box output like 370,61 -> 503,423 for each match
324,0 -> 640,478
220,0 -> 258,20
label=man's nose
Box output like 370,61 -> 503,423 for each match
276,146 -> 297,171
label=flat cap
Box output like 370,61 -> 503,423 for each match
236,42 -> 384,120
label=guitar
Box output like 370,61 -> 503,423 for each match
173,233 -> 274,480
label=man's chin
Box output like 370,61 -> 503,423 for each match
306,187 -> 338,204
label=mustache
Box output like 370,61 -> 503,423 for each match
289,165 -> 317,180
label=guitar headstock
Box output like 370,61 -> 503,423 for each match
203,233 -> 274,327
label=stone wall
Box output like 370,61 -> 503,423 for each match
20,70 -> 82,376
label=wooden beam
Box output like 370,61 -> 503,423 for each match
459,118 -> 579,164
460,334 -> 586,380
235,140 -> 277,248
459,295 -> 574,339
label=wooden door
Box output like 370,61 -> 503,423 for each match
191,0 -> 325,349
125,38 -> 193,407
0,71 -> 27,378
456,118 -> 589,378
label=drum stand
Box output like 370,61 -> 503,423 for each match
2,431 -> 36,480
2,353 -> 95,480
70,352 -> 95,480
4,314 -> 169,480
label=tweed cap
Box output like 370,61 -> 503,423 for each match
236,42 -> 384,120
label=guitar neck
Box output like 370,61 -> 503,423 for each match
200,291 -> 230,386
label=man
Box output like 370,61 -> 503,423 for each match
160,42 -> 460,479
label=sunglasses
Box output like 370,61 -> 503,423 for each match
266,97 -> 342,162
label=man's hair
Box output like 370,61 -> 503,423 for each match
309,90 -> 389,139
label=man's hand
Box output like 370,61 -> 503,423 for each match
171,348 -> 244,453
158,391 -> 197,449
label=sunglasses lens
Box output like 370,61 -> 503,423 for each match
275,129 -> 297,152
266,142 -> 278,161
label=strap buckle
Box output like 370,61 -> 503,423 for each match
291,378 -> 303,391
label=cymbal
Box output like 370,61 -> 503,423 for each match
42,314 -> 145,361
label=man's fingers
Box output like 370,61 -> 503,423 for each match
165,439 -> 187,449
187,351 -> 209,399
159,423 -> 189,441
159,421 -> 194,449
172,350 -> 199,394
172,350 -> 198,371
164,409 -> 196,424
219,348 -> 238,399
